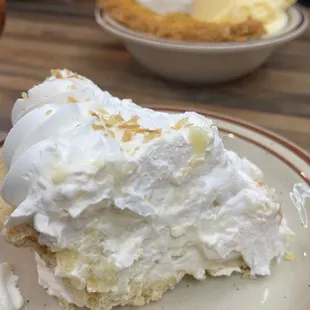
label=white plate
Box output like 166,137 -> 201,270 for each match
1,110 -> 309,310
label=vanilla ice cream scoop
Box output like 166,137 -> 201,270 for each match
137,0 -> 296,34
190,0 -> 295,22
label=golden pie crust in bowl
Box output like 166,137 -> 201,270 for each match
97,0 -> 266,42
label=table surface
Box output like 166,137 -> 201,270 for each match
0,0 -> 309,152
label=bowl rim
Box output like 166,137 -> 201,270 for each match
95,6 -> 309,53
99,6 -> 302,42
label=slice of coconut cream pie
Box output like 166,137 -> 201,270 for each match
0,70 -> 293,310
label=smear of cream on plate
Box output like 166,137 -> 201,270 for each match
290,183 -> 310,228
261,288 -> 270,305
0,263 -> 24,310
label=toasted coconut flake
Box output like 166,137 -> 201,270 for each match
131,146 -> 140,156
92,124 -> 106,131
284,252 -> 295,261
143,130 -> 162,142
89,111 -> 100,120
65,69 -> 73,76
184,123 -> 194,128
98,109 -> 109,115
124,115 -> 140,125
68,96 -> 78,104
172,117 -> 189,130
257,181 -> 265,187
107,128 -> 116,138
107,114 -> 124,126
65,70 -> 83,79
122,130 -> 133,142
131,128 -> 161,134
52,69 -> 82,80
118,124 -> 140,130
22,92 -> 28,100
130,128 -> 148,134
189,127 -> 208,155
52,168 -> 68,185
71,73 -> 83,80
51,69 -> 63,79
68,84 -> 77,90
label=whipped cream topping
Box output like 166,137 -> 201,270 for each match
0,263 -> 24,310
1,69 -> 293,309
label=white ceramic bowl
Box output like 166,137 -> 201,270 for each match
95,6 -> 308,84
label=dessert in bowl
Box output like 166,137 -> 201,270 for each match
0,69 -> 294,310
99,0 -> 296,41
96,1 -> 308,83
